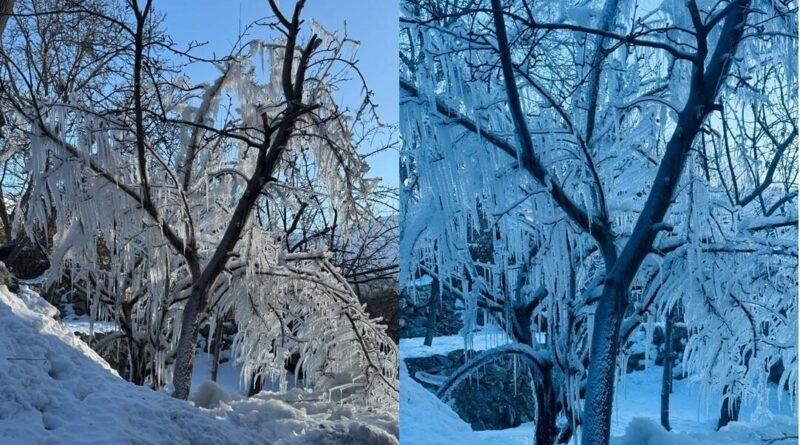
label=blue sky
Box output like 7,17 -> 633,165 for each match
158,1 -> 399,188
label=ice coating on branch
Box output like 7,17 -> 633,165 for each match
21,24 -> 397,405
400,0 -> 797,431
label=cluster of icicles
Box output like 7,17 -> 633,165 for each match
21,30 -> 397,406
399,0 -> 797,427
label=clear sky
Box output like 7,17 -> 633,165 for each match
158,1 -> 399,188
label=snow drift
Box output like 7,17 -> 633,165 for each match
0,285 -> 397,444
0,285 -> 259,444
611,415 -> 798,445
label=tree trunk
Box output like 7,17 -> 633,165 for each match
423,277 -> 440,346
534,366 -> 559,445
210,316 -> 223,382
0,182 -> 11,242
660,309 -> 675,430
582,279 -> 627,444
171,285 -> 206,399
0,0 -> 14,39
581,3 -> 751,440
128,338 -> 146,386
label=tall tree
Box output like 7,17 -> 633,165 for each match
3,0 -> 398,403
400,0 -> 796,443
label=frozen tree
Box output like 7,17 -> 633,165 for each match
3,0 -> 397,404
0,0 -> 125,247
400,0 -> 796,443
0,0 -> 15,37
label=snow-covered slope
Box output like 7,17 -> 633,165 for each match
0,285 -> 398,444
0,285 -> 261,444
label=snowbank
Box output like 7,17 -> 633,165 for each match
612,414 -> 798,445
0,285 -> 398,444
207,386 -> 398,445
0,285 -> 260,444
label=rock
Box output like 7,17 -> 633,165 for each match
399,284 -> 460,339
0,240 -> 49,279
405,349 -> 536,431
0,261 -> 18,292
627,352 -> 646,372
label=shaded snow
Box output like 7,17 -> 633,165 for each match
190,352 -> 249,396
401,334 -> 798,444
190,351 -> 305,397
400,328 -> 513,360
62,318 -> 119,335
0,286 -> 398,444
612,365 -> 796,436
58,299 -> 119,335
611,415 -> 797,445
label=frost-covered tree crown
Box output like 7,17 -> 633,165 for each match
400,0 -> 796,442
1,0 -> 397,405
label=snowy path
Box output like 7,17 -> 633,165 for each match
400,333 -> 798,444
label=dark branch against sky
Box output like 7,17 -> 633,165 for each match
160,0 -> 399,188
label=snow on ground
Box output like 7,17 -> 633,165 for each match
191,353 -> 249,396
61,319 -> 118,335
611,414 -> 797,445
59,302 -> 119,335
400,328 -> 513,360
400,333 -> 798,445
193,381 -> 398,445
611,364 -> 795,436
190,350 -> 305,397
0,285 -> 398,444
0,285 -> 259,444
